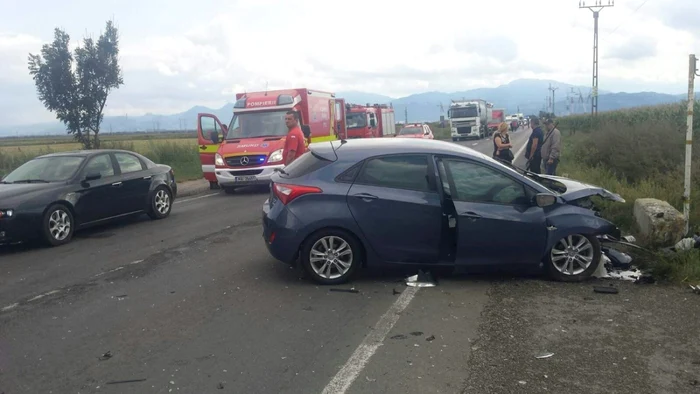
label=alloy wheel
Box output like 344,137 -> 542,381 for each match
550,234 -> 595,276
49,209 -> 71,241
155,189 -> 170,215
309,236 -> 354,280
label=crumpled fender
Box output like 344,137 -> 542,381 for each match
544,209 -> 620,252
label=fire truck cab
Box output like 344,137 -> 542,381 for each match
197,88 -> 346,193
345,103 -> 396,139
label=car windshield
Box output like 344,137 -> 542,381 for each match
448,107 -> 478,118
2,156 -> 85,183
346,113 -> 367,129
226,110 -> 288,140
399,127 -> 423,135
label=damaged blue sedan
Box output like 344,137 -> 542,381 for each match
262,138 -> 624,285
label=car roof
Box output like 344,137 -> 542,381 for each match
36,149 -> 146,159
312,138 -> 491,162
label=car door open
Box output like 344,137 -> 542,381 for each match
438,157 -> 548,266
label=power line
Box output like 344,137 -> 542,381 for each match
579,0 -> 615,115
607,0 -> 650,37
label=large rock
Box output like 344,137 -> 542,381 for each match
633,198 -> 686,247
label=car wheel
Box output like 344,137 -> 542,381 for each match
148,186 -> 172,220
42,204 -> 74,246
546,234 -> 601,282
301,229 -> 361,285
223,186 -> 237,194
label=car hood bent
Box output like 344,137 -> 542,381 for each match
535,174 -> 625,203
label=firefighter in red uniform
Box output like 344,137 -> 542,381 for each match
283,111 -> 307,166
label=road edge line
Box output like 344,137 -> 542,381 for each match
321,286 -> 420,394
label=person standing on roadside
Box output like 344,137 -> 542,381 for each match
540,118 -> 562,175
524,116 -> 544,173
283,111 -> 307,166
493,122 -> 514,164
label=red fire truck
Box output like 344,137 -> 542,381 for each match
345,103 -> 396,139
196,88 -> 347,192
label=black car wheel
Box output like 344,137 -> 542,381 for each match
546,234 -> 601,282
42,204 -> 74,246
300,229 -> 361,285
148,186 -> 172,220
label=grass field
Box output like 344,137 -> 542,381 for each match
556,100 -> 700,283
0,132 -> 203,181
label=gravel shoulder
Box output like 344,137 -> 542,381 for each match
461,277 -> 700,394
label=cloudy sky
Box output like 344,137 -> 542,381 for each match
1,0 -> 698,126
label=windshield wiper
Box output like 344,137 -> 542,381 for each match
10,179 -> 50,183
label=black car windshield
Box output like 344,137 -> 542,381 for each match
3,156 -> 85,183
226,110 -> 288,140
399,127 -> 422,135
448,107 -> 478,118
346,113 -> 367,129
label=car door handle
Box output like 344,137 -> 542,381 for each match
111,182 -> 123,187
143,176 -> 152,180
462,211 -> 481,219
352,193 -> 378,201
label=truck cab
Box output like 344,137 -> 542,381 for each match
345,103 -> 396,139
197,88 -> 346,193
448,100 -> 490,141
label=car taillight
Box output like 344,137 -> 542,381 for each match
272,182 -> 322,205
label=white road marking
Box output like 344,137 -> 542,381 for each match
174,193 -> 218,204
471,142 -> 478,146
321,286 -> 420,394
514,136 -> 528,162
1,303 -> 18,312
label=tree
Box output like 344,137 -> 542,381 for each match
28,21 -> 124,149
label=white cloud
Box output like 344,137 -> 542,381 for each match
0,0 -> 697,125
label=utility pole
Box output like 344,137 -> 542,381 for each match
548,83 -> 559,116
580,0 -> 614,115
404,106 -> 408,124
683,54 -> 698,235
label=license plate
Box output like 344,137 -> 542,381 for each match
234,175 -> 257,182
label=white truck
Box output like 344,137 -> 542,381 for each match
448,99 -> 492,141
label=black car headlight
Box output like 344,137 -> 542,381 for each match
0,209 -> 14,219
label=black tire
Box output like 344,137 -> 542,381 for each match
148,186 -> 173,220
42,204 -> 74,247
545,234 -> 601,282
223,186 -> 237,195
300,228 -> 362,285
209,181 -> 220,190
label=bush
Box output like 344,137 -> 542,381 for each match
556,100 -> 700,283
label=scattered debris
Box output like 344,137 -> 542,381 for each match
390,334 -> 407,340
410,331 -> 423,336
105,378 -> 147,385
392,288 -> 401,295
690,285 -> 700,295
366,376 -> 376,382
594,286 -> 619,294
114,294 -> 128,300
217,382 -> 225,389
635,274 -> 656,285
426,335 -> 435,342
535,352 -> 554,359
674,235 -> 700,251
99,351 -> 113,361
329,288 -> 359,294
406,270 -> 437,288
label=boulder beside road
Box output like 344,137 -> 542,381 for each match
633,198 -> 686,247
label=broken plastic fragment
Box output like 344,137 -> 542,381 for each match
536,352 -> 554,359
406,270 -> 437,287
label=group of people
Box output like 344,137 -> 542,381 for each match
491,116 -> 561,175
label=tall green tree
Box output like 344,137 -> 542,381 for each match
28,21 -> 124,149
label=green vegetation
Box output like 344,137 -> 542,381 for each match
0,136 -> 202,182
556,101 -> 700,283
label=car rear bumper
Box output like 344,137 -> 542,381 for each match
262,199 -> 305,265
215,165 -> 284,187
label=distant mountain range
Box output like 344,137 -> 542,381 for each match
1,79 -> 695,137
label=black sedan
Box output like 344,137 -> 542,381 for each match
0,149 -> 178,246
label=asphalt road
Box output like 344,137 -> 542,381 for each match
2,129 -> 698,394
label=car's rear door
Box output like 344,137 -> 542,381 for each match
436,156 -> 548,266
74,153 -> 121,223
346,154 -> 442,264
113,152 -> 152,214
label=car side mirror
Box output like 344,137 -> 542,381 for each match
210,131 -> 220,144
534,193 -> 557,207
424,131 -> 430,135
84,172 -> 101,182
